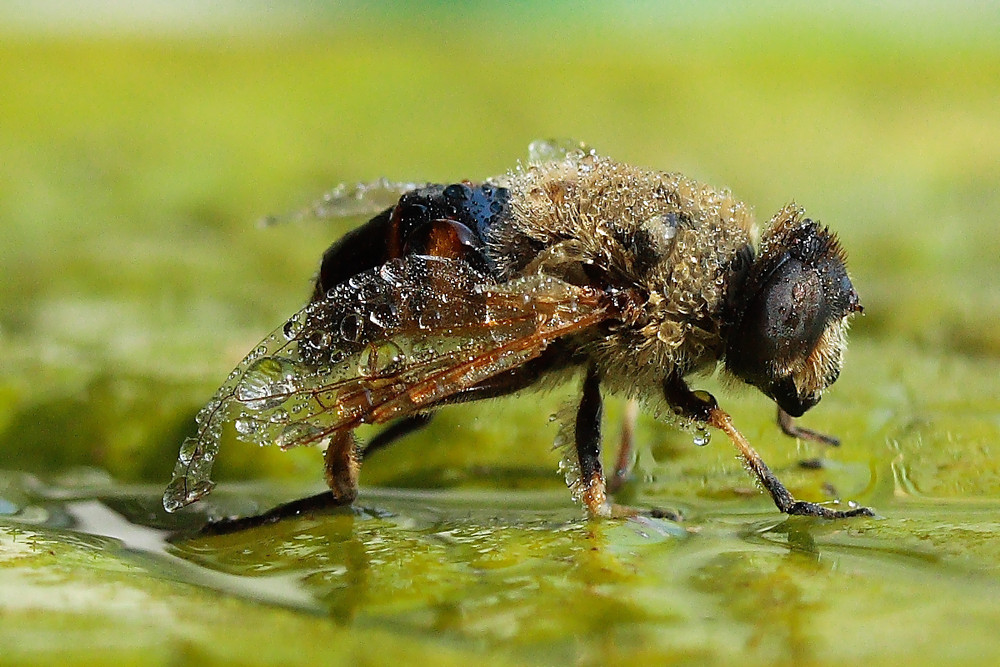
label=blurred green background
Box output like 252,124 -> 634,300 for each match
2,2 -> 1000,664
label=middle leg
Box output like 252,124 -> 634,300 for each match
572,365 -> 611,517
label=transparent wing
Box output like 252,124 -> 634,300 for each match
163,255 -> 613,511
258,177 -> 428,226
526,138 -> 595,164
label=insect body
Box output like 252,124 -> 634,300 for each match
164,147 -> 873,520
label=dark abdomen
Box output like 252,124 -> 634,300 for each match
312,182 -> 511,300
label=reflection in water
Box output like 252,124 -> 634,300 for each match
65,498 -> 321,612
8,473 -> 1000,663
168,493 -> 682,639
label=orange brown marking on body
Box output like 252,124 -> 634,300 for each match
425,220 -> 465,259
387,205 -> 405,259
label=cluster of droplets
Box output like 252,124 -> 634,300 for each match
162,436 -> 216,512
235,356 -> 300,409
692,424 -> 712,447
550,406 -> 585,504
163,250 -> 610,512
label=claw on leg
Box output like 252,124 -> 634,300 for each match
580,470 -> 612,518
709,407 -> 874,519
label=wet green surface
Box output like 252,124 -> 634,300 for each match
2,3 -> 1000,664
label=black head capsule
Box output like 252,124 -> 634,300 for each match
724,208 -> 859,417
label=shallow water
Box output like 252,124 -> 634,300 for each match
5,456 -> 1000,664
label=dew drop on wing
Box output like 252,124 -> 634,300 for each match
177,436 -> 200,465
309,329 -> 333,349
163,477 -> 214,513
267,408 -> 289,424
163,435 -> 217,511
358,340 -> 405,378
378,260 -> 406,286
234,417 -> 255,435
235,356 -> 300,408
276,422 -> 325,450
339,312 -> 363,342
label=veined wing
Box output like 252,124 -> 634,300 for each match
259,178 -> 428,226
163,255 -> 614,511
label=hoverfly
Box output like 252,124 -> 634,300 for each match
164,141 -> 872,520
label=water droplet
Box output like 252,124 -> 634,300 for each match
339,313 -> 362,342
178,436 -> 200,465
282,318 -> 298,340
234,418 -> 256,435
358,340 -> 405,377
444,183 -> 471,201
418,308 -> 441,330
309,329 -> 333,349
275,422 -> 325,449
693,426 -> 711,447
379,261 -> 404,285
235,356 -> 298,408
369,309 -> 390,329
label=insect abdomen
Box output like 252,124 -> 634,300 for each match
313,183 -> 511,299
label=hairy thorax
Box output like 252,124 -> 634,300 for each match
487,153 -> 757,399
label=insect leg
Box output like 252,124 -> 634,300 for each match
357,351 -> 568,478
573,365 -> 612,517
663,375 -> 874,519
606,398 -> 638,494
324,430 -> 362,504
194,430 -> 362,535
777,407 -> 841,447
196,490 -> 349,536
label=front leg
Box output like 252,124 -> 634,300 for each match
777,407 -> 840,447
663,375 -> 874,519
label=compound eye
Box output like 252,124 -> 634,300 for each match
762,262 -> 829,362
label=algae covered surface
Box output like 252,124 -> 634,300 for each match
3,3 -> 1000,664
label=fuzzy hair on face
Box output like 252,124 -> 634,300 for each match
723,204 -> 860,413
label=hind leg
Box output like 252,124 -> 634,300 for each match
324,430 -> 361,503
